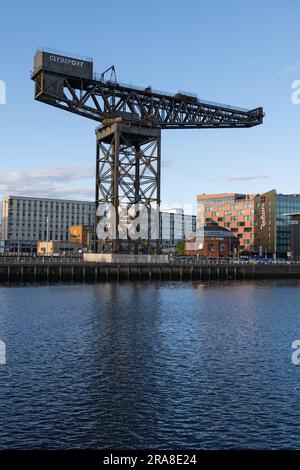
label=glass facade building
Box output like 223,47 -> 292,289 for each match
276,194 -> 300,255
256,190 -> 300,257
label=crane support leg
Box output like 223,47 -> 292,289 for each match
95,121 -> 161,254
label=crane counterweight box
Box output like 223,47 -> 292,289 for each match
33,50 -> 93,80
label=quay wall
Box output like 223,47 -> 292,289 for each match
1,262 -> 300,284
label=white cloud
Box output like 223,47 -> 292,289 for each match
224,174 -> 269,182
211,174 -> 270,182
2,164 -> 94,183
0,164 -> 95,200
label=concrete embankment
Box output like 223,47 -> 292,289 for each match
1,261 -> 300,284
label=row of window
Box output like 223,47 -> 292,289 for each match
203,205 -> 254,213
9,221 -> 90,228
7,234 -> 69,241
207,210 -> 255,216
9,199 -> 94,210
216,216 -> 253,222
197,197 -> 237,206
8,210 -> 94,217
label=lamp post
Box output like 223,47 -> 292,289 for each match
46,216 -> 49,255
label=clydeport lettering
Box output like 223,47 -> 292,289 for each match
49,55 -> 84,68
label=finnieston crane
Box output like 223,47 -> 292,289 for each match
31,49 -> 264,254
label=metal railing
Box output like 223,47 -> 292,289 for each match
0,256 -> 300,266
0,256 -> 84,264
36,47 -> 93,62
91,76 -> 251,112
169,258 -> 300,266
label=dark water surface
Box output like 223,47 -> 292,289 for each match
0,280 -> 300,449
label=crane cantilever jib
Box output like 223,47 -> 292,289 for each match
32,49 -> 264,254
31,50 -> 263,129
32,71 -> 264,129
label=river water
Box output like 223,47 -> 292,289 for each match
0,280 -> 299,449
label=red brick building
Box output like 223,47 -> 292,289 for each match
197,193 -> 256,254
185,220 -> 239,257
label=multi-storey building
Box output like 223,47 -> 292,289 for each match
284,213 -> 300,260
255,190 -> 300,258
1,196 -> 95,252
160,209 -> 196,252
197,193 -> 256,254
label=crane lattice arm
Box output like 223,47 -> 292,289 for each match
32,51 -> 263,129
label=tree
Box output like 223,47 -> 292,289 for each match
175,240 -> 185,256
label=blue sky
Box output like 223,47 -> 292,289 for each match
0,0 -> 300,211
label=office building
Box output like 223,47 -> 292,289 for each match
282,213 -> 300,260
255,190 -> 300,258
